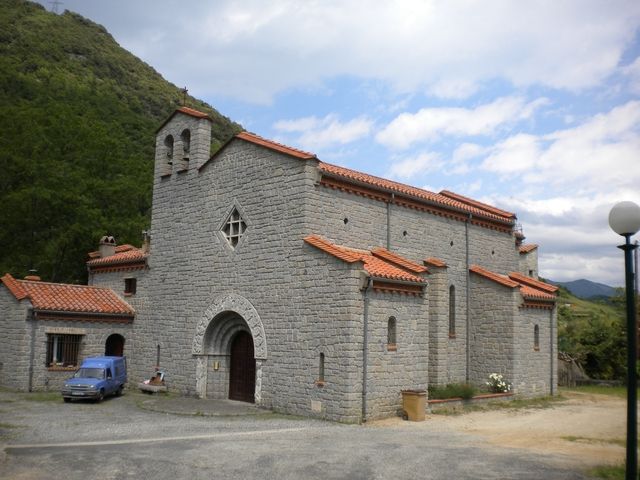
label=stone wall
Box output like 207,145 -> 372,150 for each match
0,287 -> 30,390
519,249 -> 539,279
469,274 -> 518,389
512,307 -> 556,396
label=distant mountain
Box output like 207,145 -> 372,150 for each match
0,0 -> 241,283
549,279 -> 617,300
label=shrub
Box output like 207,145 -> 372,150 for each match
428,383 -> 476,400
486,373 -> 511,393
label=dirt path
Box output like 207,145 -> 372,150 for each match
372,391 -> 630,469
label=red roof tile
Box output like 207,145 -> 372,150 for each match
318,162 -> 514,224
87,245 -> 147,268
156,106 -> 212,132
424,257 -> 447,268
371,247 -> 428,273
508,272 -> 558,294
176,106 -> 211,119
518,244 -> 538,254
304,235 -> 425,284
1,274 -> 134,316
470,265 -> 520,288
217,130 -> 515,226
439,190 -> 515,219
236,131 -> 317,160
470,266 -> 557,303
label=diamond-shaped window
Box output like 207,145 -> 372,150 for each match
222,208 -> 247,248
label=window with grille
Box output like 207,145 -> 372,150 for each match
222,208 -> 247,248
46,334 -> 82,367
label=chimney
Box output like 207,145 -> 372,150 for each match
141,230 -> 151,254
99,235 -> 117,258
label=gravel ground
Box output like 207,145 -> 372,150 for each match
0,388 -> 595,479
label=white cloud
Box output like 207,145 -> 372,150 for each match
621,56 -> 640,94
386,153 -> 442,180
47,0 -> 640,103
376,97 -> 546,148
480,100 -> 640,191
376,96 -> 546,149
273,114 -> 373,150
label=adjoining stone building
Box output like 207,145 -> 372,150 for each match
0,106 -> 558,422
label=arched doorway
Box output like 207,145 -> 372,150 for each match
228,331 -> 255,403
105,334 -> 125,357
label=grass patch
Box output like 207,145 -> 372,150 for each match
561,435 -> 626,447
563,385 -> 632,399
587,464 -> 625,480
428,383 -> 476,400
431,394 -> 564,416
22,391 -> 63,402
0,422 -> 19,429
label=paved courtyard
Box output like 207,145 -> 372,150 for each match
0,389 -> 599,479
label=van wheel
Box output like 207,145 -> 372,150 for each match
63,398 -> 71,403
96,389 -> 104,402
116,385 -> 124,397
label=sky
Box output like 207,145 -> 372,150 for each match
39,0 -> 640,287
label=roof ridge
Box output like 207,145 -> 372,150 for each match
508,272 -> 558,293
1,273 -> 29,300
470,265 -> 520,288
439,190 -> 515,218
236,131 -> 317,160
371,247 -> 428,273
318,162 -> 515,223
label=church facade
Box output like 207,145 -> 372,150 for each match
0,107 -> 557,422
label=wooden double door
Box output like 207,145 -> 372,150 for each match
228,331 -> 255,403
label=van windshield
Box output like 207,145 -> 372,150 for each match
74,368 -> 105,379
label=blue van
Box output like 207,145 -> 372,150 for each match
61,356 -> 127,402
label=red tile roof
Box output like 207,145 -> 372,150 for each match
518,244 -> 538,254
1,274 -> 134,316
371,247 -> 428,273
156,106 -> 212,132
424,257 -> 447,268
226,131 -> 515,226
470,265 -> 557,303
87,245 -> 147,268
235,131 -> 317,160
318,162 -> 515,224
508,272 -> 559,294
304,235 -> 425,284
470,265 -> 520,288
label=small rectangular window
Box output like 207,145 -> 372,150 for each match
124,278 -> 137,295
46,334 -> 81,367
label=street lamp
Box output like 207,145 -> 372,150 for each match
608,200 -> 640,480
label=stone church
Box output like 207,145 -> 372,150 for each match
0,106 -> 558,422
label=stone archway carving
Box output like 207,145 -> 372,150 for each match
192,293 -> 267,359
193,294 -> 267,401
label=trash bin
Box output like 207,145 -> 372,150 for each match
401,389 -> 426,421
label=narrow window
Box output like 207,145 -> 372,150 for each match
318,353 -> 325,383
534,325 -> 540,351
529,269 -> 534,277
181,129 -> 191,154
387,316 -> 397,351
449,285 -> 456,338
46,334 -> 81,367
124,278 -> 137,295
164,135 -> 174,162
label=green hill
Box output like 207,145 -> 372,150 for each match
0,0 -> 241,283
556,285 -> 627,380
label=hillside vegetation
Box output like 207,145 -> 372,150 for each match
0,0 -> 241,283
557,286 -> 627,380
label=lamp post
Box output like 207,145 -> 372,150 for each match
608,201 -> 640,480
